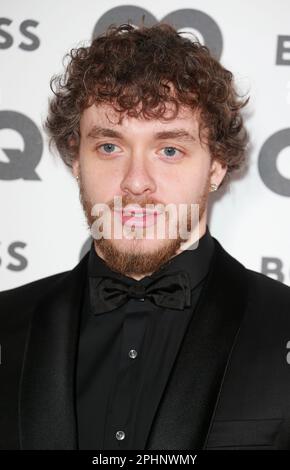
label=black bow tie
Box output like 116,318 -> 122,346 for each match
89,271 -> 192,314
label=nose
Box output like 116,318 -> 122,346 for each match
120,152 -> 157,196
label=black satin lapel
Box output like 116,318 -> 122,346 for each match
18,253 -> 89,450
146,239 -> 249,450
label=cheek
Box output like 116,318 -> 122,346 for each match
165,168 -> 206,203
80,164 -> 120,205
184,158 -> 211,191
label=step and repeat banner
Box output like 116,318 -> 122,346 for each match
0,0 -> 289,291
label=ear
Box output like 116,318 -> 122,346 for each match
209,158 -> 227,188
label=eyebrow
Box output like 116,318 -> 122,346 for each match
86,126 -> 196,143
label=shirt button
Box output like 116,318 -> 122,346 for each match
129,349 -> 138,359
116,430 -> 126,441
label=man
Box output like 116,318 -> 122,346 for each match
1,22 -> 290,451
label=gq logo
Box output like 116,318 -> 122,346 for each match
93,6 -> 223,59
0,111 -> 43,180
258,129 -> 290,197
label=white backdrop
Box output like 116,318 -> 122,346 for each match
0,0 -> 289,291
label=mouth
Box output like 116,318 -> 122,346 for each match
113,208 -> 163,228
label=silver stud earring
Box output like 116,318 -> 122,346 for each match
210,183 -> 218,192
76,175 -> 79,182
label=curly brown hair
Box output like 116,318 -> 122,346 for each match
44,22 -> 249,186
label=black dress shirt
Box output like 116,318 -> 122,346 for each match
76,225 -> 215,450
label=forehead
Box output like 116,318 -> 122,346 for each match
80,101 -> 200,134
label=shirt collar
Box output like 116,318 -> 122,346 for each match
87,224 -> 215,291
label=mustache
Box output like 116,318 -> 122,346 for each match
108,196 -> 165,210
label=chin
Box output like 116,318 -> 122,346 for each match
110,236 -> 171,253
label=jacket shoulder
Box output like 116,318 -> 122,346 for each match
0,270 -> 71,327
239,266 -> 290,337
0,269 -> 71,300
213,238 -> 290,319
246,267 -> 290,305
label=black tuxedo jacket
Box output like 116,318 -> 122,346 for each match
1,237 -> 290,450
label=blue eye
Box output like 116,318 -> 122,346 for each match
99,143 -> 118,153
161,147 -> 181,159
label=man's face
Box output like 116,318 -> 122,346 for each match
73,101 -> 226,279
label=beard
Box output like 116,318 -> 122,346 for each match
78,175 -> 210,278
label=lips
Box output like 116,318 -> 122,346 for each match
113,209 -> 162,227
